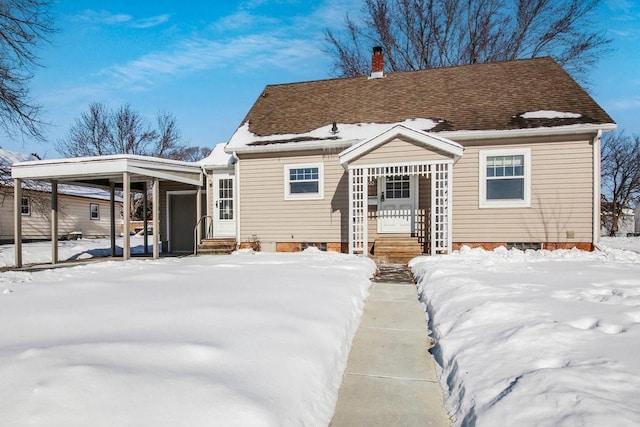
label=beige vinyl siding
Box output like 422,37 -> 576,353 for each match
0,189 -> 118,241
239,151 -> 348,244
452,137 -> 594,243
351,137 -> 452,165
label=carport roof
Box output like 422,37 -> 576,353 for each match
11,154 -> 203,188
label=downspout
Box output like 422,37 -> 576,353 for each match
233,151 -> 241,249
593,129 -> 602,249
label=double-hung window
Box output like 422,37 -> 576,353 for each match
90,203 -> 100,220
284,163 -> 324,200
479,148 -> 531,208
21,196 -> 31,216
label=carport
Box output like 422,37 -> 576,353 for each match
11,154 -> 203,268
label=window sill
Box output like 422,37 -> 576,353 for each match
284,194 -> 324,201
479,200 -> 530,209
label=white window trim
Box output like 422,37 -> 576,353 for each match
284,163 -> 324,200
479,148 -> 531,208
21,196 -> 31,216
90,203 -> 100,220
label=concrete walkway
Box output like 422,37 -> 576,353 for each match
330,264 -> 450,426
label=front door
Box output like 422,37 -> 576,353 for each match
168,192 -> 197,252
213,172 -> 236,237
378,175 -> 416,233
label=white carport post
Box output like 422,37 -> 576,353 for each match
110,183 -> 116,257
143,182 -> 149,255
152,179 -> 160,259
51,180 -> 59,264
123,172 -> 131,260
196,185 -> 202,245
14,178 -> 22,268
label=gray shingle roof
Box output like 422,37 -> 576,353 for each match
240,57 -> 613,138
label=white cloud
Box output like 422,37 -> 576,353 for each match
74,9 -> 170,29
607,97 -> 640,110
211,10 -> 279,32
100,34 -> 323,90
48,1 -> 353,105
75,10 -> 132,25
131,14 -> 171,29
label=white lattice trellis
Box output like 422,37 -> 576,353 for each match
347,161 -> 453,256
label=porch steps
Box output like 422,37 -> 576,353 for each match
197,238 -> 237,255
372,237 -> 423,264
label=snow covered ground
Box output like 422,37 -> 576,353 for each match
0,237 -> 154,268
410,240 -> 640,426
598,235 -> 640,253
0,249 -> 375,426
3,236 -> 640,425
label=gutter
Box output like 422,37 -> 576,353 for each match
593,129 -> 603,247
440,123 -> 617,141
233,151 -> 241,249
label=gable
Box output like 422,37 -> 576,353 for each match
339,125 -> 463,166
350,137 -> 454,166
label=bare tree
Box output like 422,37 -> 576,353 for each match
111,104 -> 157,155
601,132 -> 640,236
55,103 -> 110,157
325,0 -> 610,82
173,146 -> 212,162
0,0 -> 54,139
56,102 -> 188,159
154,111 -> 184,159
55,103 -> 196,221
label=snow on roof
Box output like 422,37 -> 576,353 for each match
199,143 -> 234,168
42,182 -> 123,202
0,148 -> 39,166
1,148 -> 121,201
225,118 -> 440,153
518,110 -> 582,119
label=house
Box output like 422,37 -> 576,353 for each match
1,148 -> 122,244
10,50 -> 616,266
600,200 -> 636,237
215,50 -> 615,256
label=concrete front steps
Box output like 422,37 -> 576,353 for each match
372,236 -> 423,264
196,238 -> 236,255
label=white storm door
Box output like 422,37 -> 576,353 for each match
213,173 -> 236,237
378,175 -> 415,233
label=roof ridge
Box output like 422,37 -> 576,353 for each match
263,56 -> 557,89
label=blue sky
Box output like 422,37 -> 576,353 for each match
4,0 -> 640,159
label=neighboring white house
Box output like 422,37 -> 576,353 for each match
601,207 -> 636,237
1,148 -> 123,243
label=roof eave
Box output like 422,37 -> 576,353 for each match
440,123 -> 617,141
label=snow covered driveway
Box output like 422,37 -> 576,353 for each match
0,250 -> 375,426
410,245 -> 640,426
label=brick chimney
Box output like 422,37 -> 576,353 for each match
370,46 -> 384,79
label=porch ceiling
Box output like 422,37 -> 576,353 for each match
339,124 -> 463,167
11,154 -> 203,188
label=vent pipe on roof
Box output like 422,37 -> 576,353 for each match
370,46 -> 384,79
